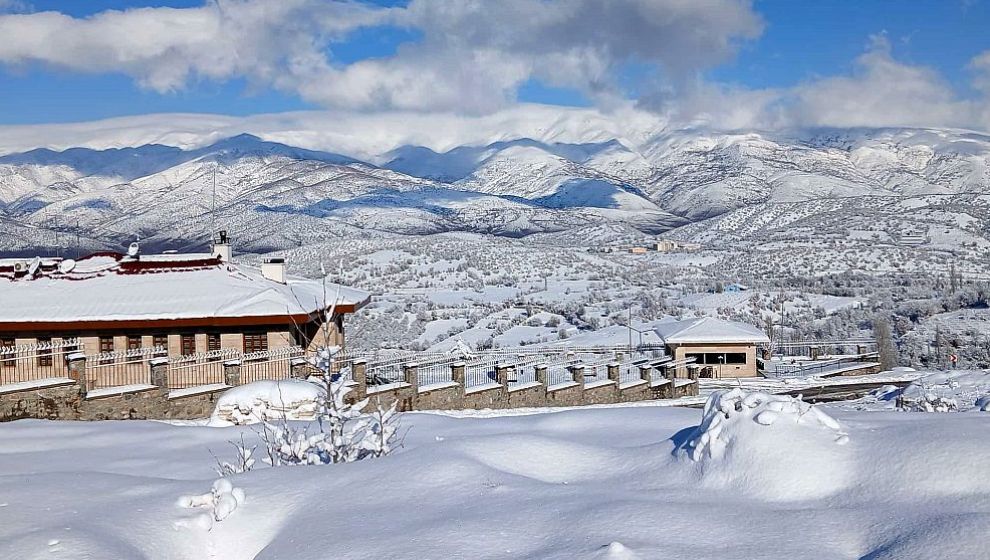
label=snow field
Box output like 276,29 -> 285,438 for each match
1,391 -> 990,558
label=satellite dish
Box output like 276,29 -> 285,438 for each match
127,242 -> 140,257
58,259 -> 76,274
27,257 -> 41,277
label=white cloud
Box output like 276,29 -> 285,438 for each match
664,36 -> 990,132
787,35 -> 977,129
0,2 -> 988,133
0,1 -> 388,92
0,0 -> 763,113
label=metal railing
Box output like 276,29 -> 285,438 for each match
84,347 -> 164,389
240,347 -> 304,384
0,339 -> 79,386
167,349 -> 239,389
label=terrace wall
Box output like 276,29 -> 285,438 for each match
0,349 -> 700,422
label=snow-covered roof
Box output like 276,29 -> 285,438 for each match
0,252 -> 369,327
654,317 -> 770,345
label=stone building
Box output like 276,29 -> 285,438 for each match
654,317 -> 770,378
0,242 -> 370,365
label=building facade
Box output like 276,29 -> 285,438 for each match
654,317 -> 770,378
0,246 -> 370,368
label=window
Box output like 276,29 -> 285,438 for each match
152,334 -> 168,355
98,336 -> 114,364
686,352 -> 749,366
37,337 -> 52,367
180,334 -> 196,356
685,353 -> 704,365
1,337 -> 14,368
243,333 -> 268,354
724,353 -> 747,365
207,333 -> 221,353
127,336 -> 142,352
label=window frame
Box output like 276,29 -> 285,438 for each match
36,337 -> 53,367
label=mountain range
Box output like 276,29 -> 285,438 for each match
1,123 -> 988,256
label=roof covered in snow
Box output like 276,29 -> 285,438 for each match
0,252 -> 370,327
654,317 -> 770,345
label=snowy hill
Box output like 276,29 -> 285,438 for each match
1,125 -> 989,254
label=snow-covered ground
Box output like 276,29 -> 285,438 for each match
1,388 -> 988,559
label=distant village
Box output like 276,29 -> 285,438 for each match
592,239 -> 703,254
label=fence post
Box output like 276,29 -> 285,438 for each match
639,364 -> 652,384
607,362 -> 620,383
149,357 -> 169,388
569,364 -> 586,387
223,359 -> 241,386
352,359 -> 368,401
687,365 -> 700,382
290,357 -> 309,380
495,363 -> 512,389
450,361 -> 465,386
67,351 -> 88,395
534,363 -> 548,386
403,363 -> 419,393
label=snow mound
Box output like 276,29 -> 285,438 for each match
868,370 -> 990,412
210,380 -> 324,426
598,542 -> 640,559
176,478 -> 246,530
678,389 -> 852,501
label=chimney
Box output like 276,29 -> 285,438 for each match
261,257 -> 286,283
212,230 -> 232,262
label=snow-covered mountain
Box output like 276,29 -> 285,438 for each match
1,125 -> 988,255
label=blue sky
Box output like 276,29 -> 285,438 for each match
0,0 -> 987,126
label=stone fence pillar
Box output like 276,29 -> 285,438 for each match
451,362 -> 465,387
687,365 -> 700,382
352,359 -> 368,401
149,357 -> 169,388
290,357 -> 310,379
534,364 -> 548,386
495,363 -> 513,389
638,364 -> 652,384
67,352 -> 88,395
223,359 -> 241,386
403,363 -> 419,393
607,362 -> 621,384
607,362 -> 621,396
569,364 -> 586,387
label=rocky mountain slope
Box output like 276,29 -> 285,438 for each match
0,126 -> 988,255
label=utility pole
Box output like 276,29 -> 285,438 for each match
210,163 -> 218,244
53,213 -> 60,258
628,307 -> 633,350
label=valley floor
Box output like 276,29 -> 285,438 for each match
0,391 -> 988,559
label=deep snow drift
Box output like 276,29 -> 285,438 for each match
1,391 -> 989,559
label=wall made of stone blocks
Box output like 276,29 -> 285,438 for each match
1,359 -> 700,422
0,382 -> 82,421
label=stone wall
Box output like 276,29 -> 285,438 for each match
0,355 -> 701,422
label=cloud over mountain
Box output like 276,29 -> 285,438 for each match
0,1 -> 987,132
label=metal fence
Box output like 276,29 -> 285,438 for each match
84,347 -> 164,389
545,357 -> 581,387
0,339 -> 79,386
240,347 -> 304,384
167,349 -> 239,390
